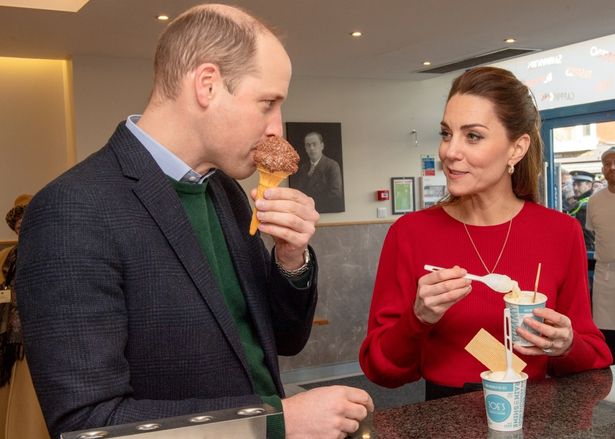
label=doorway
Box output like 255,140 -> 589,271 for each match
540,99 -> 615,292
541,99 -> 615,211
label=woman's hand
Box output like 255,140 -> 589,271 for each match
414,265 -> 472,324
513,307 -> 574,357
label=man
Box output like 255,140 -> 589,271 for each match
292,132 -> 344,213
587,147 -> 615,362
568,170 -> 595,251
560,168 -> 575,211
16,5 -> 372,438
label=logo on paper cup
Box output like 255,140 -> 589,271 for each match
486,394 -> 511,422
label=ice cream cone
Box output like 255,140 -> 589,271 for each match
249,166 -> 290,235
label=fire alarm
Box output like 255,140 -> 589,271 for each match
376,190 -> 390,201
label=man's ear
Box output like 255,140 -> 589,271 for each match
193,63 -> 219,107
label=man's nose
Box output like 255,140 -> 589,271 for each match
264,108 -> 283,137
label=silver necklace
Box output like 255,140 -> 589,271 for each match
463,219 -> 512,274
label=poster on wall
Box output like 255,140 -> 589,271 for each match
286,122 -> 345,213
421,154 -> 436,176
420,175 -> 448,208
391,177 -> 415,214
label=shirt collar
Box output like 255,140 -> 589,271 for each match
310,157 -> 322,167
125,115 -> 215,184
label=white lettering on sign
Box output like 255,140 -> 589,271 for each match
590,46 -> 611,57
565,67 -> 592,79
527,54 -> 563,69
590,46 -> 615,63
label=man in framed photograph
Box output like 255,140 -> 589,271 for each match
292,131 -> 344,213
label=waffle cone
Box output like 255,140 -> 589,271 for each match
249,167 -> 290,235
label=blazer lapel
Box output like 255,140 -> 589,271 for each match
107,124 -> 250,374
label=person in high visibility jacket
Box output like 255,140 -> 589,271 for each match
569,170 -> 595,251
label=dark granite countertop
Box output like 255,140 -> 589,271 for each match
355,366 -> 615,438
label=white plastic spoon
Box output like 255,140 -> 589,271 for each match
424,264 -> 514,293
503,308 -> 521,380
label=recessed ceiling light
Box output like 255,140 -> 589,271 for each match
157,14 -> 170,21
350,31 -> 362,38
422,61 -> 432,66
504,38 -> 516,44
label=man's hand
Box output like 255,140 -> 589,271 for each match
282,385 -> 374,439
251,187 -> 319,270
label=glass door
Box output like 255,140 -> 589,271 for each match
552,121 -> 615,212
540,99 -> 615,210
540,99 -> 615,272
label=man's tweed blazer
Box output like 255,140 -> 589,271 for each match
17,123 -> 318,438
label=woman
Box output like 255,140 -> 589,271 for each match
359,67 -> 612,400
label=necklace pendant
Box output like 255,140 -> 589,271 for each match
463,219 -> 513,274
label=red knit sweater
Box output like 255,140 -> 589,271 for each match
359,202 -> 612,388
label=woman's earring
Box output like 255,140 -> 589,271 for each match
508,164 -> 515,175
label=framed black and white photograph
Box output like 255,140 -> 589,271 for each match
286,122 -> 345,213
391,177 -> 415,214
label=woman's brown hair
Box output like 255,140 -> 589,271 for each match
444,66 -> 543,203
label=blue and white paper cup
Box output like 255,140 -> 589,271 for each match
504,291 -> 547,347
481,371 -> 528,432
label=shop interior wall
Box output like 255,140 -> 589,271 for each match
71,55 -> 456,224
0,57 -> 73,242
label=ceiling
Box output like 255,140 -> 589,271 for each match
2,0 -> 615,80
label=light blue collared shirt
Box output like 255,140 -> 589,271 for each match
125,115 -> 215,184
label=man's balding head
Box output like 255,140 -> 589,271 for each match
152,4 -> 278,100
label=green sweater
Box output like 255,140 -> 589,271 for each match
172,179 -> 284,438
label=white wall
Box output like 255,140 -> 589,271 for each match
70,55 -> 457,223
0,57 -> 72,241
278,75 -> 454,221
72,55 -> 152,162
